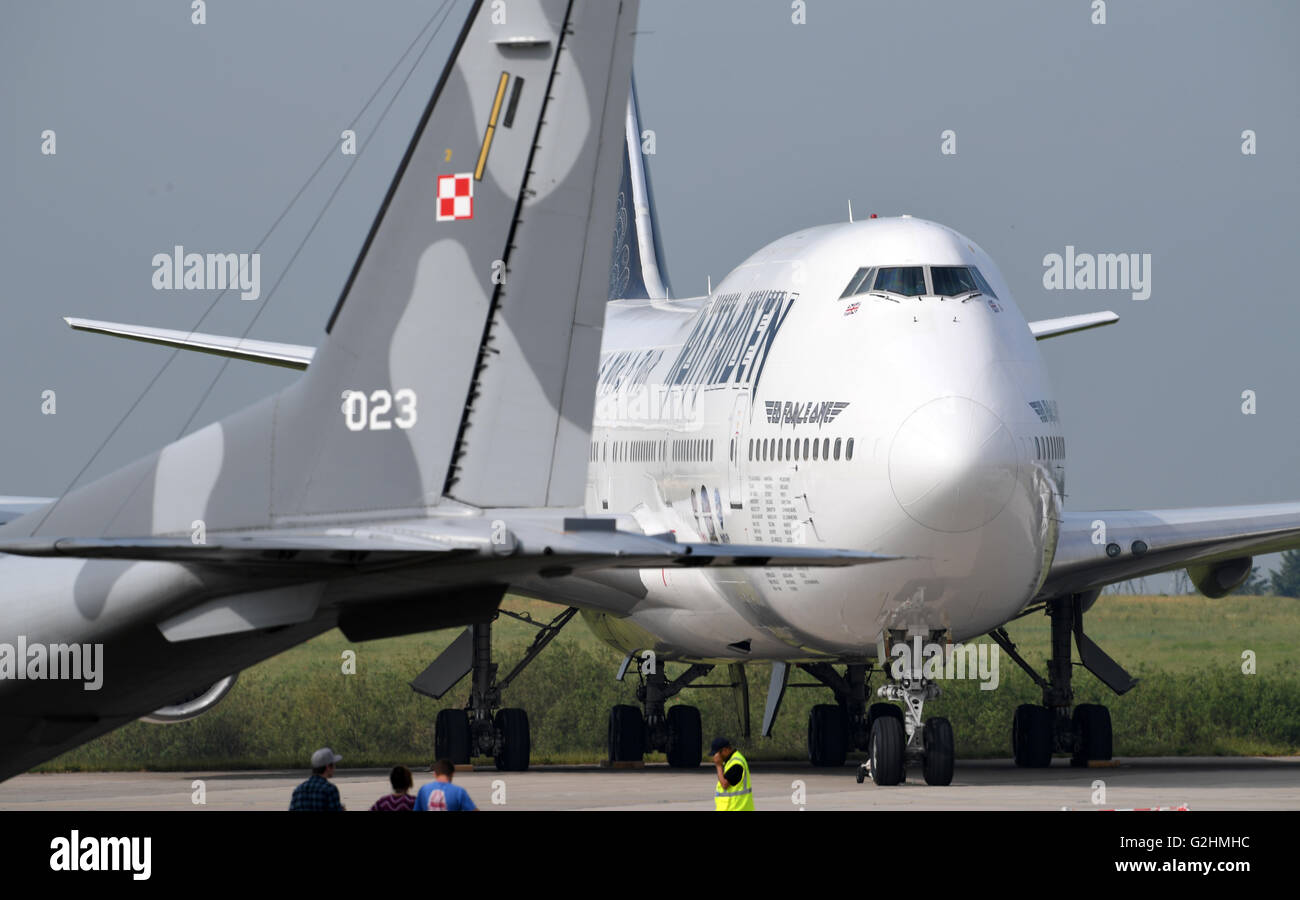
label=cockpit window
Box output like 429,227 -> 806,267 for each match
839,267 -> 873,298
872,266 -> 926,297
838,264 -> 998,301
929,266 -> 980,297
969,266 -> 997,299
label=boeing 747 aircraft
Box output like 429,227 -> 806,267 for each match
4,0 -> 1299,788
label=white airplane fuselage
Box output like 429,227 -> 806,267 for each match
569,217 -> 1064,662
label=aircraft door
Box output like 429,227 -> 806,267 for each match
727,393 -> 748,509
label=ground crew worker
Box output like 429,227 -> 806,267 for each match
710,736 -> 754,811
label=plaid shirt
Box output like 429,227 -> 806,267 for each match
289,774 -> 344,811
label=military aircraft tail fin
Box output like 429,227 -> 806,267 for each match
19,0 -> 640,540
272,0 -> 640,517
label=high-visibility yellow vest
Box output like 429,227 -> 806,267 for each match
714,749 -> 755,811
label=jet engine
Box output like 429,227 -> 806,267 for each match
1186,557 -> 1253,599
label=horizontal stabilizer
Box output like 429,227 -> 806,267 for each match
0,497 -> 54,527
65,317 -> 314,370
1028,311 -> 1118,340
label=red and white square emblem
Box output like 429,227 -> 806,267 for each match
436,173 -> 473,221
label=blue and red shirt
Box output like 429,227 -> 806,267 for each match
413,780 -> 476,811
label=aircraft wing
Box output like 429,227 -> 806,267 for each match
1038,504 -> 1300,597
1027,311 -> 1119,340
0,516 -> 894,576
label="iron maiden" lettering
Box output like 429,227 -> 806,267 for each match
667,289 -> 797,392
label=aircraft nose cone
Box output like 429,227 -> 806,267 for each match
888,396 -> 1019,533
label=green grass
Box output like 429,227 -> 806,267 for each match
37,593 -> 1300,772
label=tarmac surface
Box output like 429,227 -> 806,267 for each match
2,757 -> 1297,811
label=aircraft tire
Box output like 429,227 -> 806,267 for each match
808,704 -> 848,767
1012,703 -> 1053,768
1071,703 -> 1112,765
869,715 -> 905,785
608,704 -> 645,762
922,716 -> 955,786
434,708 -> 471,764
865,702 -> 903,749
494,708 -> 530,772
666,705 -> 702,768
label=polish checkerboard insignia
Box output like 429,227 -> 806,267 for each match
436,173 -> 473,221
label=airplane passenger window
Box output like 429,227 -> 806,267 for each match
846,438 -> 854,460
803,438 -> 810,459
823,438 -> 831,460
786,438 -> 792,460
872,266 -> 926,297
834,438 -> 841,460
812,439 -> 819,460
929,266 -> 980,297
794,440 -> 800,461
777,440 -> 783,461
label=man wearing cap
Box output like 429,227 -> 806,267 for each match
289,747 -> 346,811
710,737 -> 754,811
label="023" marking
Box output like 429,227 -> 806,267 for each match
341,389 -> 417,431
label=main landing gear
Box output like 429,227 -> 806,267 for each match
411,606 -> 578,772
607,660 -> 745,767
990,592 -> 1136,768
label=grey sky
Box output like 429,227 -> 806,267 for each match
2,1 -> 1298,581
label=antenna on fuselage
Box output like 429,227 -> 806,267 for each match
707,275 -> 712,295
847,199 -> 854,223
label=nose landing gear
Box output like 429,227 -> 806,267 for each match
787,651 -> 954,787
858,677 -> 953,786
